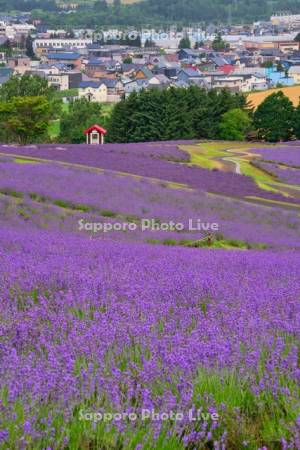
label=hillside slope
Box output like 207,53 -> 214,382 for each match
249,85 -> 300,108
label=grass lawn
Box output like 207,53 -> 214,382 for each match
54,88 -> 78,100
101,103 -> 115,116
48,120 -> 61,140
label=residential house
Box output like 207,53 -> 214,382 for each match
288,65 -> 300,83
47,72 -> 82,90
7,55 -> 31,72
25,62 -> 82,90
265,67 -> 295,87
258,48 -> 283,65
211,75 -> 244,93
177,68 -> 204,84
242,73 -> 268,91
135,67 -> 153,80
85,59 -> 109,78
178,48 -> 200,62
119,63 -> 142,77
79,78 -> 124,103
123,78 -> 148,97
46,52 -> 82,70
148,74 -> 171,87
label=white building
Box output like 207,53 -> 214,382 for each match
0,23 -> 35,40
33,38 -> 92,56
78,79 -> 124,103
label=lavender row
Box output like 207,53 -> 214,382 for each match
0,144 -> 299,205
1,161 -> 299,248
0,141 -> 191,163
250,146 -> 300,167
255,160 -> 300,185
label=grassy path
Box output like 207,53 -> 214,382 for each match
180,141 -> 300,201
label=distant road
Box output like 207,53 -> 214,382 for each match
248,85 -> 300,108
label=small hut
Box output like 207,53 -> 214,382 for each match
84,124 -> 107,145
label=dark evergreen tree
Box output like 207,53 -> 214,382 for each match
107,92 -> 140,142
292,102 -> 300,140
254,91 -> 295,142
294,32 -> 300,42
94,0 -> 108,10
144,38 -> 156,48
25,35 -> 35,59
179,36 -> 191,49
162,87 -> 197,140
212,33 -> 229,51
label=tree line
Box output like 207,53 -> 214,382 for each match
108,88 -> 300,143
107,87 -> 248,142
0,74 -> 299,144
0,0 -> 57,12
29,0 -> 300,28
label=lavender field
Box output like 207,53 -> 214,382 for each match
1,143 -> 299,205
0,141 -> 300,450
254,161 -> 300,186
250,143 -> 300,168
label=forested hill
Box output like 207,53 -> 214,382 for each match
3,0 -> 300,26
141,0 -> 300,23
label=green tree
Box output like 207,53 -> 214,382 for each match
59,98 -> 104,143
163,87 -> 195,140
179,36 -> 191,49
0,96 -> 51,144
212,33 -> 229,51
254,91 -> 295,142
144,38 -> 155,48
0,74 -> 55,101
261,61 -> 273,68
294,32 -> 300,42
25,35 -> 35,58
293,102 -> 300,139
0,74 -> 61,119
0,39 -> 12,57
123,56 -> 133,64
94,0 -> 108,9
219,108 -> 252,141
192,88 -> 248,139
194,40 -> 204,49
113,0 -> 121,13
276,62 -> 284,72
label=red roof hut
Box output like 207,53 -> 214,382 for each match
84,124 -> 107,145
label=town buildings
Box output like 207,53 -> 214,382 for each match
1,12 -> 300,103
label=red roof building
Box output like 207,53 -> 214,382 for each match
219,64 -> 234,75
84,124 -> 107,145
